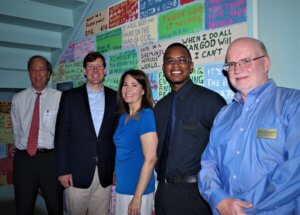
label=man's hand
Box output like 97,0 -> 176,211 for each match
217,198 -> 252,215
58,174 -> 73,188
9,145 -> 17,157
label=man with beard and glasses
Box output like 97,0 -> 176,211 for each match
199,37 -> 300,215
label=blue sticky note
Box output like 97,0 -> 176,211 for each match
0,144 -> 7,159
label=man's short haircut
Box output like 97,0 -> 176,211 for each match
83,51 -> 106,68
27,55 -> 53,75
163,43 -> 192,61
257,39 -> 268,56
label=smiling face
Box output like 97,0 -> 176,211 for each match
121,74 -> 145,108
28,58 -> 50,91
226,38 -> 270,100
163,45 -> 194,91
83,57 -> 106,89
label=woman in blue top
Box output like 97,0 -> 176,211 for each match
114,69 -> 158,215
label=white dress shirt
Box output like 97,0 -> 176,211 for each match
11,87 -> 61,150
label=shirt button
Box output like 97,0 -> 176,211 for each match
245,107 -> 249,111
240,128 -> 244,132
236,151 -> 240,155
233,175 -> 237,179
256,99 -> 259,102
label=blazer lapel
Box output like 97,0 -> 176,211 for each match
98,86 -> 111,138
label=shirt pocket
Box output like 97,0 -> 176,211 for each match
255,122 -> 285,167
42,110 -> 57,135
179,119 -> 209,144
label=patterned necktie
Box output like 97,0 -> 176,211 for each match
27,92 -> 41,156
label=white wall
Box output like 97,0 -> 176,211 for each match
258,0 -> 300,90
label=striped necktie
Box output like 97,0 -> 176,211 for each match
27,92 -> 41,156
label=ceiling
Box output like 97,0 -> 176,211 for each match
0,0 -> 92,78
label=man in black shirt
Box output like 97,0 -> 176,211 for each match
154,43 -> 226,215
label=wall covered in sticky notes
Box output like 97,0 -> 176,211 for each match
0,101 -> 14,185
52,0 -> 253,103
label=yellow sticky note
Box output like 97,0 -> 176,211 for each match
0,174 -> 7,185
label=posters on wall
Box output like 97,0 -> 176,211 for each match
139,42 -> 166,71
0,102 -> 14,185
51,0 -> 251,213
181,23 -> 247,64
96,28 -> 122,53
85,10 -> 109,36
158,2 -> 204,39
140,0 -> 178,19
109,0 -> 139,29
59,37 -> 95,64
109,49 -> 139,75
54,0 -> 250,103
123,16 -> 158,49
205,0 -> 247,29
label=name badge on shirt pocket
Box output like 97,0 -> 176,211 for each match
43,110 -> 52,124
256,128 -> 277,139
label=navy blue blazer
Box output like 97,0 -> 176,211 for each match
55,84 -> 118,188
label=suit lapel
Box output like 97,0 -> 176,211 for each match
98,86 -> 110,138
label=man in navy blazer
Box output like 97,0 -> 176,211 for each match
55,52 -> 118,215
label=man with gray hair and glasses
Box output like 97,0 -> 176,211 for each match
198,37 -> 300,214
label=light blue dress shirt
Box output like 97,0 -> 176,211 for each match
87,85 -> 105,136
198,79 -> 300,214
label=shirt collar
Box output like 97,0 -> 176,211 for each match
86,84 -> 104,95
233,79 -> 276,104
30,86 -> 48,95
172,79 -> 193,99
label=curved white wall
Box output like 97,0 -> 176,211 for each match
258,0 -> 300,89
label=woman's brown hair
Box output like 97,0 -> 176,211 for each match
117,69 -> 154,115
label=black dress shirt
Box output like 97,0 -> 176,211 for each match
155,79 -> 226,177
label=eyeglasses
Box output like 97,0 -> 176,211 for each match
86,64 -> 104,71
165,57 -> 192,65
224,55 -> 265,71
